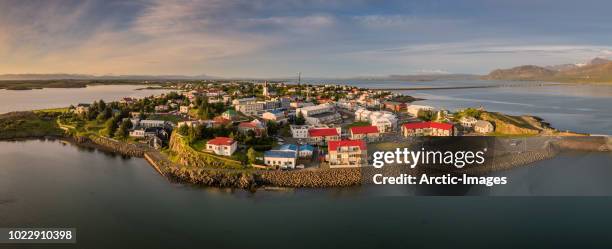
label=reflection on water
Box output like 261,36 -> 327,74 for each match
0,85 -> 172,114
1,139 -> 612,248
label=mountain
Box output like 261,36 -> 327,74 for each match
587,57 -> 611,66
0,74 -> 218,81
485,65 -> 556,80
483,57 -> 612,83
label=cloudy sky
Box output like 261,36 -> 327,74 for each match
1,0 -> 612,77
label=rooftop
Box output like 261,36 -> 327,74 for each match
278,144 -> 298,151
308,128 -> 339,137
402,121 -> 453,130
350,125 -> 379,134
207,137 -> 236,146
264,150 -> 297,158
328,140 -> 367,151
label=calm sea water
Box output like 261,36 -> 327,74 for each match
315,79 -> 612,135
0,85 -> 172,114
1,140 -> 612,248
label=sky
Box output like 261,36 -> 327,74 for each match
1,0 -> 612,78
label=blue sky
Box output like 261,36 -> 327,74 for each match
1,0 -> 612,77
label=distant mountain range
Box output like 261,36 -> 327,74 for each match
0,74 -> 218,81
483,57 -> 612,83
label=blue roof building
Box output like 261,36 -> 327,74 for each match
278,144 -> 298,151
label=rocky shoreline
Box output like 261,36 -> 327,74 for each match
2,129 -> 609,190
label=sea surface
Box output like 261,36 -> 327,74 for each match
0,85 -> 172,114
1,140 -> 612,248
315,79 -> 612,135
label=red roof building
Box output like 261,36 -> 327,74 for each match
308,128 -> 339,137
401,122 -> 453,137
349,125 -> 381,141
308,128 -> 340,145
328,140 -> 367,151
350,126 -> 379,134
207,137 -> 235,146
327,140 -> 368,168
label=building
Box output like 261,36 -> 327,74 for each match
139,120 -> 170,129
179,106 -> 190,114
177,120 -> 214,128
154,105 -> 169,112
349,126 -> 380,142
238,119 -> 267,137
233,97 -> 263,115
308,128 -> 340,145
262,110 -> 287,124
298,144 -> 315,158
459,116 -> 478,128
401,122 -> 453,137
354,108 -> 397,133
206,137 -> 237,156
75,104 -> 90,115
474,120 -> 494,134
326,140 -> 368,168
222,109 -> 238,120
296,103 -> 342,125
264,150 -> 297,169
406,105 -> 435,117
383,101 -> 406,112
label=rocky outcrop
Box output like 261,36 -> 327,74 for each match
167,167 -> 256,189
168,133 -> 243,169
259,168 -> 362,188
74,135 -> 147,157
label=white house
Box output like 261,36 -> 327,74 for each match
264,150 -> 297,169
205,137 -> 237,156
460,116 -> 478,128
406,105 -> 435,117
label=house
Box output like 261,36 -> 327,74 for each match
459,116 -> 478,128
139,120 -> 170,129
177,120 -> 214,129
262,110 -> 287,124
120,97 -> 135,105
212,116 -> 231,127
222,109 -> 238,120
326,140 -> 368,168
354,108 -> 397,133
401,122 -> 453,137
264,150 -> 297,169
308,128 -> 340,145
474,120 -> 494,134
179,106 -> 190,114
406,105 -> 435,117
350,126 -> 380,142
154,105 -> 169,112
383,101 -> 406,112
75,104 -> 90,115
238,119 -> 267,137
206,137 -> 237,156
296,103 -> 342,125
298,144 -> 315,158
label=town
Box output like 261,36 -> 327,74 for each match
59,80 -> 501,171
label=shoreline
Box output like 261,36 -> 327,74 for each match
1,129 -> 610,190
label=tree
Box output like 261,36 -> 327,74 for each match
247,147 -> 257,164
267,121 -> 279,136
417,110 -> 434,121
177,124 -> 189,136
98,100 -> 106,112
104,117 -> 119,137
115,119 -> 132,138
295,111 -> 305,125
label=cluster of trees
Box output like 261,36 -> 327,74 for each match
193,96 -> 226,119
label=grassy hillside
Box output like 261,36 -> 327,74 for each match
0,111 -> 64,139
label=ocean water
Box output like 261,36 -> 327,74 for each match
0,85 -> 172,114
1,140 -> 612,248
